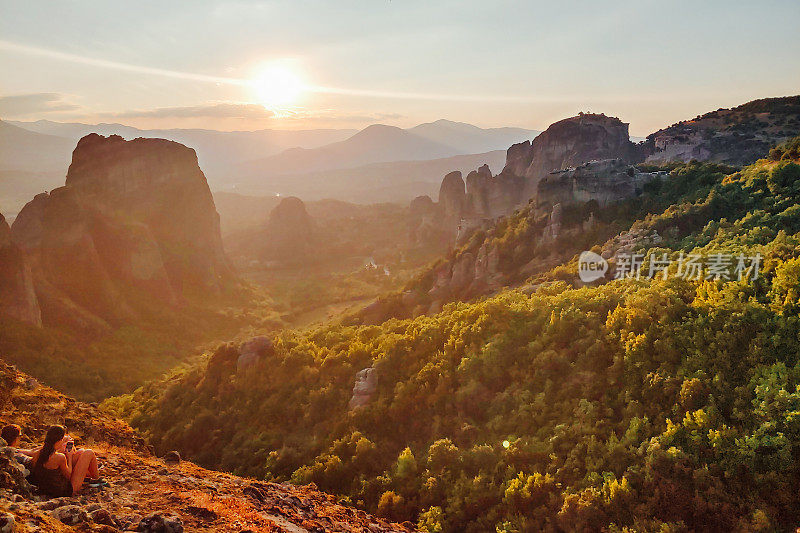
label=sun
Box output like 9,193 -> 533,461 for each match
250,63 -> 304,108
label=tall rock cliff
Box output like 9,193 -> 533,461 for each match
504,113 -> 639,198
64,134 -> 231,292
438,171 -> 466,218
0,213 -> 41,326
9,134 -> 234,333
427,113 -> 641,245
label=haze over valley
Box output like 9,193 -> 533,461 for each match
1,1 -> 799,531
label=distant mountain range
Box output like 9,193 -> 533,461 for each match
236,121 -> 535,179
0,120 -> 75,171
6,119 -> 358,178
0,118 -> 539,214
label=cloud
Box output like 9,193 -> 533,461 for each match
0,93 -> 79,116
114,102 -> 275,120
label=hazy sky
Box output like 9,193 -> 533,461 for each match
1,0 -> 798,135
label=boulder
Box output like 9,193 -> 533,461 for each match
236,336 -> 274,372
163,451 -> 181,464
0,444 -> 33,499
90,508 -> 116,526
137,513 -> 184,533
51,505 -> 89,526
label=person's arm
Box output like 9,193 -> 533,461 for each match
57,452 -> 72,479
17,448 -> 35,457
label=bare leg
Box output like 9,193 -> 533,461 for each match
70,449 -> 99,494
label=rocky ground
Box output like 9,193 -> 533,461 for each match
0,360 -> 415,532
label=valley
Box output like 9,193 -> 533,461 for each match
2,94 -> 800,532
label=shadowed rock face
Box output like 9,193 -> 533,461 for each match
536,159 -> 667,211
431,114 -> 640,232
9,134 -> 234,333
0,213 -> 41,326
504,113 -> 639,197
438,171 -> 466,218
64,134 -> 231,292
258,196 -> 317,265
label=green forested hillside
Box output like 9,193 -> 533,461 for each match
108,139 -> 800,532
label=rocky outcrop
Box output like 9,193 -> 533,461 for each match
643,96 -> 800,166
236,335 -> 274,372
536,159 -> 667,211
9,134 -> 233,332
438,171 -> 466,218
64,134 -> 231,291
430,113 -> 641,245
349,367 -> 379,409
409,195 -> 437,217
504,113 -> 639,198
0,213 -> 41,325
258,196 -> 317,266
408,195 -> 451,249
0,360 -> 415,533
542,203 -> 563,242
464,164 -> 526,219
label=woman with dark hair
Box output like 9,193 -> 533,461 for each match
28,425 -> 100,497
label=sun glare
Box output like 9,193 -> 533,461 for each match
250,63 -> 304,108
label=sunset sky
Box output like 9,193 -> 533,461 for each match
1,0 -> 798,136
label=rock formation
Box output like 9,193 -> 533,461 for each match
349,367 -> 378,409
408,194 -> 450,249
64,134 -> 231,291
9,134 -> 234,333
504,113 -> 639,198
464,163 -> 527,219
536,159 -> 667,211
258,196 -> 317,266
541,203 -> 563,242
362,97 -> 800,326
438,171 -> 466,218
0,213 -> 41,325
643,95 -> 800,166
428,113 -> 642,246
236,335 -> 274,372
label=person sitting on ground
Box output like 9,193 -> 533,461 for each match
1,424 -> 34,465
28,425 -> 100,497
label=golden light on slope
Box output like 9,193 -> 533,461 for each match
250,62 -> 304,109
